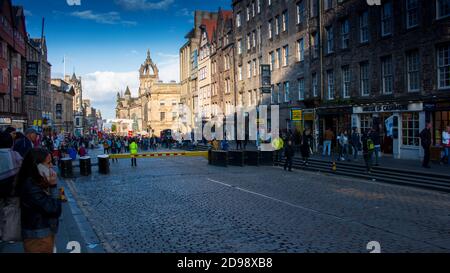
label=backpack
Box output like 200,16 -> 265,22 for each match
367,138 -> 375,151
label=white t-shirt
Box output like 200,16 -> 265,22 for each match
443,131 -> 450,145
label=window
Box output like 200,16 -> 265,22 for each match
402,112 -> 420,146
276,48 -> 281,69
172,100 -> 177,106
275,16 -> 280,36
282,10 -> 288,32
406,0 -> 419,28
199,67 -> 207,80
312,73 -> 318,97
438,44 -> 450,89
407,50 -> 420,92
252,31 -> 256,48
160,100 -> 166,106
271,85 -> 276,104
247,6 -> 250,21
342,66 -> 351,98
270,51 -> 275,71
253,59 -> 257,76
360,62 -> 370,96
437,0 -> 450,19
247,33 -> 251,50
248,61 -> 252,78
277,83 -> 281,103
252,1 -> 256,17
257,0 -> 261,13
238,39 -> 243,54
311,0 -> 318,17
381,56 -> 394,94
283,45 -> 289,67
238,65 -> 243,81
268,0 -> 271,6
297,38 -> 304,62
324,0 -> 333,10
284,82 -> 290,102
360,11 -> 369,43
326,26 -> 334,54
268,20 -> 273,39
381,2 -> 393,37
311,32 -> 319,59
360,114 -> 373,134
160,112 -> 166,121
172,112 -> 177,121
298,78 -> 305,100
236,12 -> 242,27
297,1 -> 305,24
257,26 -> 262,50
341,19 -> 350,49
327,70 -> 334,100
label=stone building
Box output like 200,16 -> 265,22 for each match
180,11 -> 218,131
230,0 -> 450,159
25,37 -> 52,134
116,50 -> 181,136
0,1 -> 27,131
51,78 -> 74,134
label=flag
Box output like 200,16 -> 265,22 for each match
385,115 -> 394,137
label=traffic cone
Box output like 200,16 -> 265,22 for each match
332,161 -> 337,172
60,187 -> 68,202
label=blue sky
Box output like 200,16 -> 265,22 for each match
15,0 -> 231,119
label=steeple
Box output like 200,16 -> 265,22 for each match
147,49 -> 151,61
125,86 -> 131,96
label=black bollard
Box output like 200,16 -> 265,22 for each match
98,155 -> 110,174
60,158 -> 73,178
79,156 -> 92,176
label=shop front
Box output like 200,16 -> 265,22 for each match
352,102 -> 424,159
0,116 -> 27,132
316,106 -> 353,149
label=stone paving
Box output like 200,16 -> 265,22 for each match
65,150 -> 450,253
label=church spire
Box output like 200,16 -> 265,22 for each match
147,49 -> 151,60
125,86 -> 131,96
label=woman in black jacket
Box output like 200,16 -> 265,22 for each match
16,148 -> 62,253
301,129 -> 313,166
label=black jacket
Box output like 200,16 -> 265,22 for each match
284,145 -> 295,158
420,128 -> 432,148
20,177 -> 62,237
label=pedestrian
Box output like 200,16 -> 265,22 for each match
283,140 -> 295,172
337,130 -> 349,161
441,126 -> 450,165
350,127 -> 361,161
13,128 -> 37,158
322,128 -> 334,157
370,128 -> 381,166
420,122 -> 432,169
124,138 -> 129,153
236,140 -> 242,150
129,138 -> 138,167
0,131 -> 23,241
4,126 -> 17,144
361,129 -> 374,173
78,144 -> 87,157
111,140 -> 118,163
103,139 -> 109,154
16,148 -> 62,253
301,129 -> 313,166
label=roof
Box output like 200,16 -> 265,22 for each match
221,10 -> 232,21
200,18 -> 217,43
125,86 -> 131,95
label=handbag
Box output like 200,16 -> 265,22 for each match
1,197 -> 22,242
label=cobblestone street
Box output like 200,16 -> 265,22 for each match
63,151 -> 450,253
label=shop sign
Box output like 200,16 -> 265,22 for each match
353,103 -> 422,114
291,109 -> 302,121
0,117 -> 12,124
25,62 -> 39,95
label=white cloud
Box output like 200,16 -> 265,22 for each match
114,0 -> 175,11
70,10 -> 137,26
81,71 -> 139,119
156,54 -> 179,83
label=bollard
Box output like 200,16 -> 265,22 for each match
98,155 -> 110,174
79,156 -> 92,176
208,149 -> 212,165
244,151 -> 260,166
59,158 -> 73,178
228,150 -> 244,166
210,150 -> 228,167
259,151 -> 274,166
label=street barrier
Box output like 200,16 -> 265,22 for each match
108,151 -> 208,159
98,155 -> 110,174
209,150 -> 228,167
260,151 -> 274,166
227,150 -> 245,167
79,156 -> 92,176
59,158 -> 73,178
245,151 -> 260,166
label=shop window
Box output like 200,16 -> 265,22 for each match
402,112 -> 420,146
360,114 -> 373,134
434,111 -> 450,145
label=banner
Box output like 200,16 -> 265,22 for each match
25,62 -> 39,95
385,115 -> 394,137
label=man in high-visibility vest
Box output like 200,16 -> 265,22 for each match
129,138 -> 138,167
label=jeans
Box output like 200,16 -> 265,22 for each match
322,140 -> 332,156
339,144 -> 349,160
373,145 -> 381,165
442,147 -> 450,165
352,144 -> 359,159
422,145 -> 430,167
